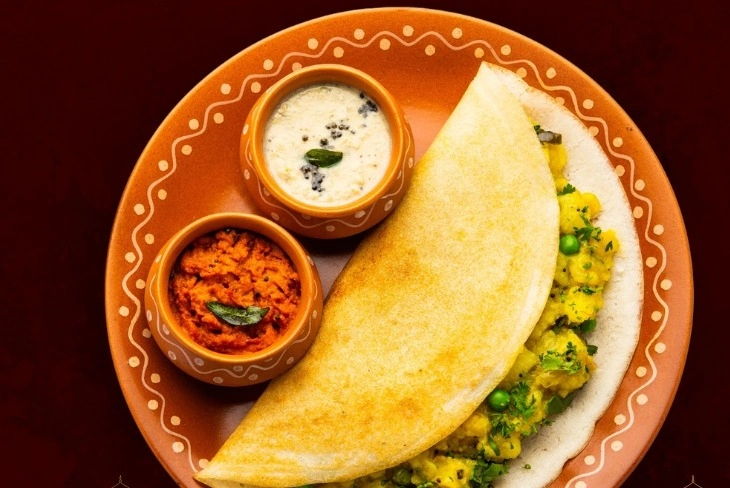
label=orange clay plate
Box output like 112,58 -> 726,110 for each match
105,7 -> 693,488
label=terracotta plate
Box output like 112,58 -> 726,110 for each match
105,7 -> 693,488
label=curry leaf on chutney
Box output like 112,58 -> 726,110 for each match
206,302 -> 269,326
304,148 -> 343,168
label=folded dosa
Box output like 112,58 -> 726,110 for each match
195,62 -> 559,488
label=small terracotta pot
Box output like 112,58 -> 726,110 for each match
144,212 -> 323,387
240,63 -> 415,239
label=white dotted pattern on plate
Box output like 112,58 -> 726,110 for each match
115,23 -> 669,480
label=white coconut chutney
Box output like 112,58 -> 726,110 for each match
263,82 -> 392,207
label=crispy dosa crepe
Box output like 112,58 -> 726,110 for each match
195,62 -> 560,488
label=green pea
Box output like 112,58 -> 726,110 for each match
391,468 -> 412,486
559,234 -> 580,255
486,388 -> 510,412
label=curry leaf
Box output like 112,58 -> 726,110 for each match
206,302 -> 269,326
304,148 -> 343,168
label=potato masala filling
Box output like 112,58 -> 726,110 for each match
317,125 -> 620,488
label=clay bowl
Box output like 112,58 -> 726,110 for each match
240,63 -> 415,239
144,212 -> 323,387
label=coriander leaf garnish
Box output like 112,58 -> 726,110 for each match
558,183 -> 576,195
304,148 -> 343,168
546,392 -> 575,415
579,318 -> 597,333
471,457 -> 509,487
487,435 -> 501,457
509,381 -> 537,420
573,216 -> 603,242
576,284 -> 598,295
539,344 -> 583,374
206,302 -> 269,326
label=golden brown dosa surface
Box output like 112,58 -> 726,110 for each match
195,62 -> 559,488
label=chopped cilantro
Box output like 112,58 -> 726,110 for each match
470,457 -> 509,488
487,435 -> 501,457
510,382 -> 537,420
488,381 -> 538,438
558,183 -> 576,195
491,414 -> 515,438
579,318 -> 597,333
574,216 -> 603,242
577,284 -> 598,295
546,392 -> 575,415
539,344 -> 583,374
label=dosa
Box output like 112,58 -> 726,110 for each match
195,62 -> 560,488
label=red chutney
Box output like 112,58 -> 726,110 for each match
168,228 -> 301,355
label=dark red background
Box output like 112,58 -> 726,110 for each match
2,1 -> 726,486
